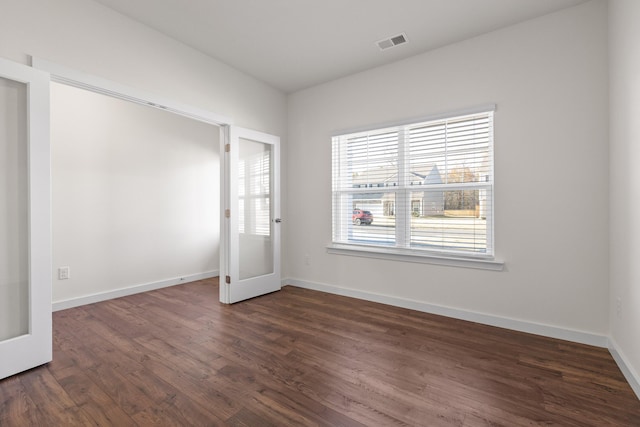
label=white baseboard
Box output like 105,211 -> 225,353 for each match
282,278 -> 608,348
52,270 -> 219,312
608,338 -> 640,399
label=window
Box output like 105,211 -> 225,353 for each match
331,107 -> 495,261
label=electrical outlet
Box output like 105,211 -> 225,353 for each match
616,297 -> 622,318
58,266 -> 70,280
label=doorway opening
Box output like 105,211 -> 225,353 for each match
50,82 -> 221,304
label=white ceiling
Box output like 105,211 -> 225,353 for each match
94,0 -> 589,93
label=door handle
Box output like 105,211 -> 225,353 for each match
274,218 -> 283,223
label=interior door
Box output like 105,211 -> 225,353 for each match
0,58 -> 52,379
220,126 -> 280,304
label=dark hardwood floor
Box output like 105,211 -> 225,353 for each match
1,278 -> 639,426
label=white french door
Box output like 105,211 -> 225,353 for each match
220,126 -> 281,304
0,58 -> 52,380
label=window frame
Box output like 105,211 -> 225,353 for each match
329,104 -> 503,270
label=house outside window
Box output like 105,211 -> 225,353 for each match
331,106 -> 495,259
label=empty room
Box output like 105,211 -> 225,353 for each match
1,0 -> 640,425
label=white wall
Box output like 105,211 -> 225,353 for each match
609,0 -> 640,393
0,0 -> 286,135
286,1 -> 609,338
0,0 -> 287,303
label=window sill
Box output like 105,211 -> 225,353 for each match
326,243 -> 504,271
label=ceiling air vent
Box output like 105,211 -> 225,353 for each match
376,33 -> 408,51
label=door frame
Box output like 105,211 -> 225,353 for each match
33,58 -> 280,308
32,58 -> 232,127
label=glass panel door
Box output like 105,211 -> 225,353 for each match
220,126 -> 280,304
0,58 -> 51,380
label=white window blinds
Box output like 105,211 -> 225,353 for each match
332,108 -> 494,258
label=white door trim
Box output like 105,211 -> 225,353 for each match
31,57 -> 232,127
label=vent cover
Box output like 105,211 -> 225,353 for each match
376,33 -> 408,51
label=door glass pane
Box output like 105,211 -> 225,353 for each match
238,137 -> 273,280
0,76 -> 29,341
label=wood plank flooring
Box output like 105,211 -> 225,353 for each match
1,277 -> 639,426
